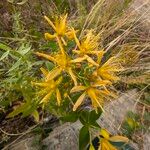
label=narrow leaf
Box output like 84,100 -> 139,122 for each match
0,51 -> 9,61
0,43 -> 12,51
7,58 -> 22,72
79,126 -> 90,150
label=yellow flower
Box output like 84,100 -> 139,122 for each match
73,30 -> 100,55
35,37 -> 81,86
44,14 -> 67,37
99,129 -> 129,150
72,29 -> 103,66
32,68 -> 62,106
94,57 -> 123,82
44,14 -> 77,45
35,52 -> 78,86
70,80 -> 113,111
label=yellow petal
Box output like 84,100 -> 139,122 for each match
87,88 -> 104,111
46,67 -> 62,81
70,56 -> 86,63
109,136 -> 129,143
73,92 -> 86,111
99,139 -> 117,150
35,52 -> 56,63
72,28 -> 82,50
56,36 -> 65,54
60,14 -> 67,32
61,37 -> 67,46
93,80 -> 112,87
40,67 -> 48,77
89,144 -> 95,150
31,82 -> 49,87
40,91 -> 53,104
56,76 -> 63,85
70,86 -> 87,93
44,16 -> 56,31
97,88 -> 115,98
85,55 -> 99,67
56,88 -> 61,106
97,69 -> 119,81
68,68 -> 78,86
44,33 -> 56,40
97,50 -> 105,64
66,29 -> 79,39
32,110 -> 40,122
87,50 -> 104,55
100,129 -> 110,139
37,88 -> 48,96
72,50 -> 81,54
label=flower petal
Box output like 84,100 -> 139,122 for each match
56,88 -> 61,106
109,136 -> 129,143
66,29 -> 79,39
70,56 -> 86,63
100,139 -> 117,150
45,33 -> 56,40
70,86 -> 87,93
100,129 -> 110,139
44,16 -> 56,31
40,91 -> 53,104
72,28 -> 82,50
73,92 -> 86,111
97,50 -> 105,64
56,36 -> 65,54
92,80 -> 112,87
87,88 -> 104,111
31,82 -> 49,87
61,37 -> 67,46
85,55 -> 99,67
40,67 -> 48,77
68,68 -> 78,86
35,52 -> 56,63
46,67 -> 62,81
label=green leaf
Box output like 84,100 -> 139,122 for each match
7,103 -> 28,118
0,50 -> 9,61
79,110 -> 101,127
89,109 -> 102,122
32,110 -> 40,122
0,43 -> 12,51
41,41 -> 58,51
110,141 -> 128,148
7,58 -> 22,72
124,0 -> 132,7
123,144 -> 135,150
60,111 -> 79,122
90,121 -> 100,128
18,45 -> 31,55
45,61 -> 55,71
79,110 -> 90,125
79,126 -> 90,150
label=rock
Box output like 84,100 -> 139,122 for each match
143,133 -> 150,150
4,136 -> 39,150
99,90 -> 138,134
43,123 -> 78,150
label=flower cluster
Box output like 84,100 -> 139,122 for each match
33,14 -> 123,112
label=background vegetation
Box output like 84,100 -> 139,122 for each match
0,0 -> 149,149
